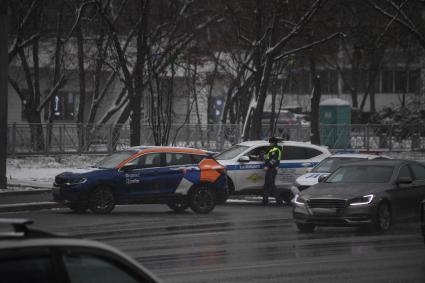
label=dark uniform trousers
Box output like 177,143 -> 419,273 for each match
263,167 -> 278,204
262,146 -> 282,205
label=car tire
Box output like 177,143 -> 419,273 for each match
296,223 -> 315,233
374,201 -> 392,232
68,204 -> 88,213
167,200 -> 189,213
89,186 -> 115,214
189,185 -> 216,214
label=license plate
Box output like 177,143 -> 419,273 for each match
312,208 -> 337,216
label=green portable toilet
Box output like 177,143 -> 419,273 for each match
319,98 -> 351,149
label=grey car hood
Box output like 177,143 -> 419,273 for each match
301,182 -> 390,199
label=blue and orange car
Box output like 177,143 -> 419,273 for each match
52,146 -> 228,214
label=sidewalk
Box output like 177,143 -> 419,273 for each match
0,184 -> 63,213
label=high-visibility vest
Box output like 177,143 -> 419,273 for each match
265,146 -> 282,161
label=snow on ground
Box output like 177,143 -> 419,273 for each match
6,155 -> 105,188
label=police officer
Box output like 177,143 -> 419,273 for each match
262,137 -> 283,206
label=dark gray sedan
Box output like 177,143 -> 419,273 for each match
293,160 -> 425,232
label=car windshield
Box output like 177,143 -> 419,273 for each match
215,145 -> 249,160
312,157 -> 367,173
95,151 -> 137,169
325,165 -> 394,183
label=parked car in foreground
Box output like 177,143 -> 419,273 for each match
215,140 -> 331,203
0,218 -> 161,283
294,153 -> 390,191
53,146 -> 228,214
293,160 -> 425,232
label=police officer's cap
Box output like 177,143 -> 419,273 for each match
269,137 -> 278,144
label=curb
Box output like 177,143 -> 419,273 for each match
0,202 -> 64,213
0,189 -> 51,196
0,199 -> 289,213
0,189 -> 288,213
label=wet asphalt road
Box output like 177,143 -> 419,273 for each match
1,203 -> 425,283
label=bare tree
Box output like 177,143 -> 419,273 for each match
225,0 -> 341,140
94,0 -> 222,146
8,0 -> 67,151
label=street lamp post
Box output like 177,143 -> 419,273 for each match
0,0 -> 8,189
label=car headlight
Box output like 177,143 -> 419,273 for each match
293,194 -> 306,206
66,177 -> 87,185
349,194 -> 374,206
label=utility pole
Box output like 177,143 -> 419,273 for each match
0,0 -> 8,189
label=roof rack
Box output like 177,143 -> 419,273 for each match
0,218 -> 58,239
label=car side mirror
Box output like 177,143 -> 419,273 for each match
120,164 -> 137,171
238,156 -> 250,163
318,175 -> 327,183
396,176 -> 413,185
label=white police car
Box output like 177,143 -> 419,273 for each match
215,140 -> 331,203
294,153 -> 390,191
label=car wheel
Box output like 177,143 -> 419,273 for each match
375,202 -> 392,232
167,200 -> 189,213
189,185 -> 216,214
68,204 -> 88,213
89,186 -> 115,214
296,223 -> 315,233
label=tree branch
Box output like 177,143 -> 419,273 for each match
273,32 -> 344,62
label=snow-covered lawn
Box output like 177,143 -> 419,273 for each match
6,155 -> 105,188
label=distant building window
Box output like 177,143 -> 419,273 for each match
319,70 -> 338,94
395,70 -> 407,93
21,100 -> 28,121
381,70 -> 394,93
52,91 -> 75,121
380,69 -> 419,94
408,69 -> 419,93
289,70 -> 311,94
300,70 -> 311,94
20,89 -> 31,121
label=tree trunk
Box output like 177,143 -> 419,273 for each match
250,56 -> 273,140
351,47 -> 361,109
131,0 -> 150,146
0,0 -> 8,189
310,55 -> 321,145
76,20 -> 86,124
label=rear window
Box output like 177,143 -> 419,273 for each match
166,153 -> 194,166
192,154 -> 207,164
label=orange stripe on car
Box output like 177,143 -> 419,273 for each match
116,148 -> 207,169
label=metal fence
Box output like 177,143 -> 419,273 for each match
6,122 -> 425,155
6,123 -> 242,155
